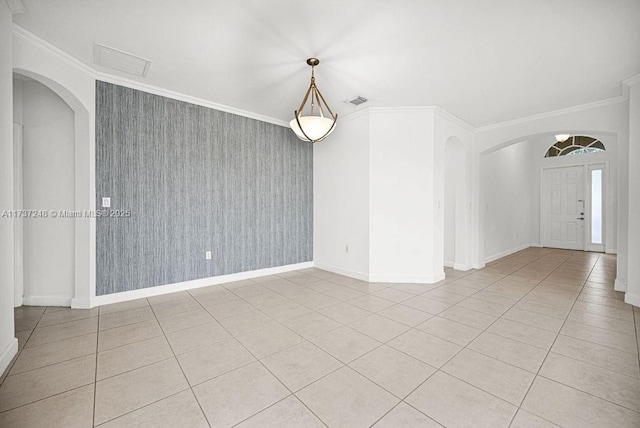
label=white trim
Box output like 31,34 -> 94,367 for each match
452,263 -> 472,271
313,262 -> 446,284
312,263 -> 369,282
95,74 -> 289,127
5,0 -> 26,14
13,25 -> 95,76
622,73 -> 640,89
71,297 -> 92,309
368,272 -> 446,284
443,260 -> 454,268
13,123 -> 23,307
614,278 -> 627,292
0,338 -> 18,375
476,97 -> 627,132
605,249 -> 617,254
434,107 -> 475,132
484,243 -> 532,264
337,107 -> 370,123
472,262 -> 486,270
93,262 -> 313,307
23,296 -> 73,307
369,106 -> 438,114
12,24 -> 289,128
624,292 -> 640,308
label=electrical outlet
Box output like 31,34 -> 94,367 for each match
205,251 -> 212,260
102,197 -> 111,208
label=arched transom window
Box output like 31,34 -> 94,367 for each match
545,135 -> 605,158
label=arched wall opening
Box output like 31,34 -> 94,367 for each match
12,68 -> 92,307
479,130 -> 618,263
444,136 -> 471,271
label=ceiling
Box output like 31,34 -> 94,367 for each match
12,0 -> 640,127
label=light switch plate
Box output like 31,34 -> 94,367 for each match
102,197 -> 111,208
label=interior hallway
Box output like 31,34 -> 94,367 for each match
0,248 -> 639,427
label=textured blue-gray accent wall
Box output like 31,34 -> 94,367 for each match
95,81 -> 313,295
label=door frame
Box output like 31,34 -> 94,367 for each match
586,163 -> 607,253
13,123 -> 24,307
539,161 -> 609,252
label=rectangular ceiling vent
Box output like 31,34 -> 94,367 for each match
347,96 -> 368,106
94,43 -> 151,77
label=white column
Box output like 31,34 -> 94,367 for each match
625,76 -> 640,306
0,3 -> 18,374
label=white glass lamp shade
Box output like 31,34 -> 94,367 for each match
289,115 -> 335,142
555,134 -> 571,142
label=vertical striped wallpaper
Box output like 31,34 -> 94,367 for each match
96,81 -> 313,295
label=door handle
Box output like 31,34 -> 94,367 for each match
577,217 -> 584,220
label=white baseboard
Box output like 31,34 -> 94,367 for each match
606,249 -> 618,254
0,338 -> 18,375
614,278 -> 627,292
484,244 -> 532,264
22,296 -> 72,307
313,262 -> 445,284
443,260 -> 454,268
472,262 -> 486,269
624,292 -> 640,308
92,262 -> 313,307
368,272 -> 445,284
71,297 -> 92,309
312,263 -> 369,282
453,263 -> 472,271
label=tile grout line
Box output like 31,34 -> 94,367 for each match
186,282 -> 334,427
507,252 -> 608,427
148,297 -> 214,428
369,250 -> 564,427
92,307 -> 100,427
5,250 -> 634,426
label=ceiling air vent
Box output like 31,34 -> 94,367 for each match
347,96 -> 368,106
94,43 -> 151,77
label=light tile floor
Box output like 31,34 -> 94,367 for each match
1,248 -> 639,427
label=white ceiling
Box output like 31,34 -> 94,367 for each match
13,0 -> 640,127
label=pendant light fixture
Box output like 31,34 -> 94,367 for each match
290,58 -> 337,143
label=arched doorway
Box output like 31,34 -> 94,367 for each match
13,73 -> 75,306
444,136 -> 471,270
12,69 -> 92,308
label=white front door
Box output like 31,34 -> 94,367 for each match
541,166 -> 585,250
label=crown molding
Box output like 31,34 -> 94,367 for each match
476,96 -> 627,133
95,74 -> 289,127
13,24 -> 96,75
12,24 -> 289,128
369,106 -> 438,114
5,0 -> 26,14
434,106 -> 475,132
622,73 -> 640,96
337,107 -> 370,123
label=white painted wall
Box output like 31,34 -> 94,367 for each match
444,145 -> 456,266
481,141 -> 532,261
13,27 -> 96,308
313,110 -> 370,279
314,107 -> 453,283
14,77 -> 76,306
475,100 -> 628,270
0,2 -> 18,376
369,108 -> 440,282
435,111 -> 475,270
626,78 -> 640,306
